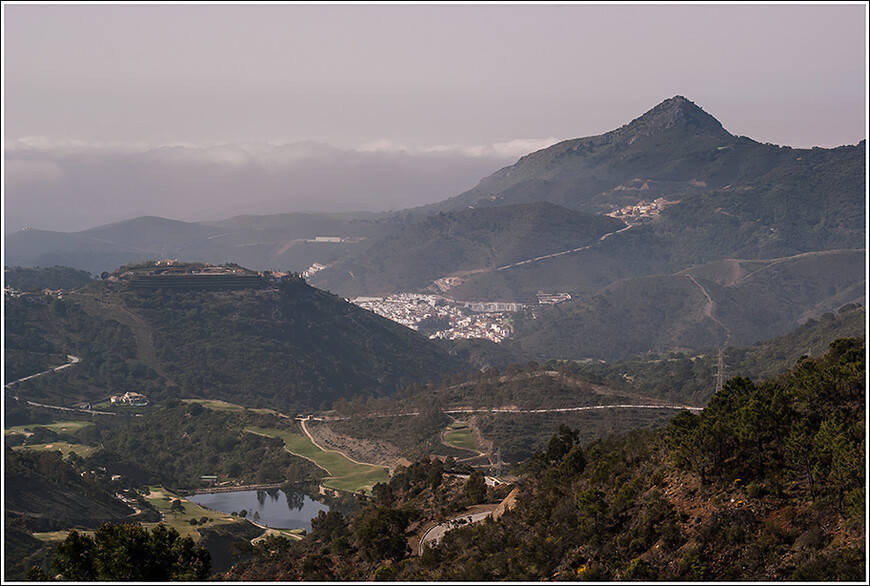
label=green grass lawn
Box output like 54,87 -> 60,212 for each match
12,442 -> 96,459
6,420 -> 94,436
142,486 -> 241,540
184,399 -> 245,412
245,426 -> 389,494
184,398 -> 278,416
444,422 -> 478,452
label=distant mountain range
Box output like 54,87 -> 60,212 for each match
4,212 -> 402,277
325,96 -> 864,299
312,97 -> 865,355
4,96 -> 865,359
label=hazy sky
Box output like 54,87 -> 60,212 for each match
2,2 -> 868,232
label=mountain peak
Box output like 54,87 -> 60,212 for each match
619,96 -> 729,141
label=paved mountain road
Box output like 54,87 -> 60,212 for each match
495,223 -> 634,271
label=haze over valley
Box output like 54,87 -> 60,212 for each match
8,97 -> 864,356
3,4 -> 866,583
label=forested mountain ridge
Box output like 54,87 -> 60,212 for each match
4,217 -> 225,276
4,265 -> 95,292
5,262 -> 465,412
223,338 -> 865,581
509,249 -> 865,360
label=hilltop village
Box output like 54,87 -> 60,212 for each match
606,196 -> 676,223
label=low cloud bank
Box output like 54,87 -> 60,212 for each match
4,138 -> 558,233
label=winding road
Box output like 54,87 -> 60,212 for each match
419,510 -> 493,554
5,354 -> 81,389
5,354 -> 125,416
313,401 -> 702,423
495,223 -> 634,272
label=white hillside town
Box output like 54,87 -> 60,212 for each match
351,292 -> 569,343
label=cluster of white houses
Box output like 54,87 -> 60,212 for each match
110,391 -> 148,406
607,197 -> 672,222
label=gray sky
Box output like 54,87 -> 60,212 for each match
2,2 -> 868,232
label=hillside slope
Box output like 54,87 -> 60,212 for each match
555,304 -> 866,407
317,96 -> 864,305
6,262 -> 465,411
510,249 -> 865,360
428,96 -> 863,221
399,338 -> 865,581
4,450 -> 134,533
223,338 -> 865,581
311,202 -> 624,296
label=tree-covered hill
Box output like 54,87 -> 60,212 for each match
553,304 -> 866,407
122,275 -> 463,411
509,250 -> 865,360
4,265 -> 94,292
222,338 -> 865,581
5,262 -> 466,412
311,202 -> 625,296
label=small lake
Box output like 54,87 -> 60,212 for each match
189,488 -> 330,532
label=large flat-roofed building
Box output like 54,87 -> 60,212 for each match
129,273 -> 266,290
